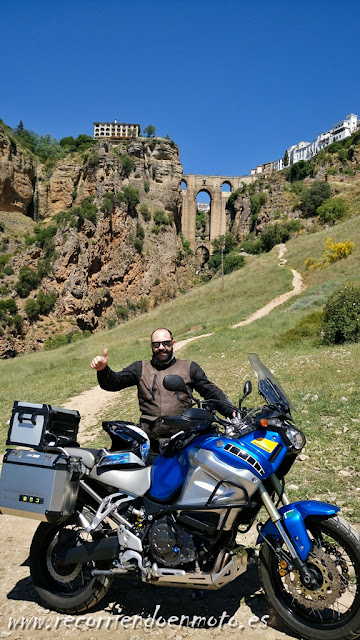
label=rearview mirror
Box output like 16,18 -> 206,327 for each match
239,379 -> 252,407
163,374 -> 191,396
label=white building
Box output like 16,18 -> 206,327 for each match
93,120 -> 140,139
251,113 -> 358,174
287,113 -> 358,166
197,202 -> 210,213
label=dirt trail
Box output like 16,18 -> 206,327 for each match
232,244 -> 305,328
64,245 -> 304,438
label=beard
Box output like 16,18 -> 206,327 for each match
153,348 -> 174,365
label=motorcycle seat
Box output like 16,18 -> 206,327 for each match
64,447 -> 98,469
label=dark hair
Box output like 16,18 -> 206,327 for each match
151,328 -> 173,341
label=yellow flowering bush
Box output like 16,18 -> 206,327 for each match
305,237 -> 354,270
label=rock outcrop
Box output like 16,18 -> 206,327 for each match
0,133 -> 191,356
0,129 -> 35,215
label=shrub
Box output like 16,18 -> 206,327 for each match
37,290 -> 57,315
56,198 -> 97,227
250,192 -> 267,220
180,232 -> 193,255
116,305 -> 129,321
223,252 -> 245,274
101,196 -> 114,214
317,198 -> 348,225
301,181 -> 331,217
208,253 -> 222,270
305,237 -> 354,270
0,222 -> 4,233
139,203 -> 151,221
15,266 -> 40,297
133,237 -> 143,253
115,186 -> 140,216
119,154 -> 135,177
136,223 -> 145,240
37,257 -> 52,279
153,210 -> 168,225
322,284 -> 360,345
0,298 -> 17,315
226,188 -> 242,218
286,160 -> 312,183
25,298 -> 40,321
13,314 -> 23,332
4,266 -> 14,275
136,297 -> 149,313
290,181 -> 307,196
241,220 -> 302,255
276,311 -> 324,347
240,235 -> 264,254
107,316 -> 117,329
44,330 -> 90,350
0,254 -> 11,268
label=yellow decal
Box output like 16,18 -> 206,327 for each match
251,438 -> 278,454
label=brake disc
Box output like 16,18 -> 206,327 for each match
284,546 -> 342,610
47,532 -> 82,584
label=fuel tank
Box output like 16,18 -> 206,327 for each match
148,429 -> 287,504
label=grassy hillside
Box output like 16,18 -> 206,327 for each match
0,215 -> 359,520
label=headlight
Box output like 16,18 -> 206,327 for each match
285,426 -> 306,450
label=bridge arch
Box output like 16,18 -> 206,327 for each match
221,180 -> 232,192
181,173 -> 254,253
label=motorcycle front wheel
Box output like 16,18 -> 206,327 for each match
259,515 -> 360,640
30,515 -> 114,613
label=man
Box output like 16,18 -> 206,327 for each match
91,327 -> 237,447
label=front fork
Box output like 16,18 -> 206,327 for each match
257,474 -> 315,587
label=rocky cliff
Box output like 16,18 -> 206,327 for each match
0,131 -> 193,357
0,129 -> 36,215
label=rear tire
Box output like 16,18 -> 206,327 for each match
30,517 -> 114,613
259,516 -> 360,640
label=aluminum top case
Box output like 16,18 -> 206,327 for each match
7,401 -> 80,450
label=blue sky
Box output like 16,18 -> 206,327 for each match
1,0 -> 360,177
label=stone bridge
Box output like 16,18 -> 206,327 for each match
181,174 -> 255,259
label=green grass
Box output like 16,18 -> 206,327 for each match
1,219 -> 359,520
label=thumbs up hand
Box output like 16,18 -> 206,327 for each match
90,348 -> 108,371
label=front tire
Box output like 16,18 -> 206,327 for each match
259,516 -> 360,640
30,517 -> 114,613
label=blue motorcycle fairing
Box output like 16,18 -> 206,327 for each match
257,500 -> 340,561
200,429 -> 288,479
148,429 -> 288,502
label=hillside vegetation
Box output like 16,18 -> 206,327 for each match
0,210 -> 359,520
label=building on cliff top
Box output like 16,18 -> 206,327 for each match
93,120 -> 140,139
251,112 -> 358,176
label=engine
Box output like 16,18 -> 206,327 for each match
148,517 -> 196,567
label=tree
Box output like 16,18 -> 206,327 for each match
119,154 -> 135,177
317,198 -> 348,225
115,186 -> 140,216
143,125 -> 156,138
16,120 -> 24,132
60,136 -> 77,151
75,134 -> 93,151
283,149 -> 289,167
286,160 -> 311,183
301,181 -> 331,217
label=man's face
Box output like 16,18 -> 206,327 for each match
151,329 -> 174,363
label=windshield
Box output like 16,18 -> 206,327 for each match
248,353 -> 295,412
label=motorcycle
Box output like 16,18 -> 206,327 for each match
0,353 -> 359,640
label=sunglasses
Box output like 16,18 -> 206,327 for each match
151,340 -> 173,348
